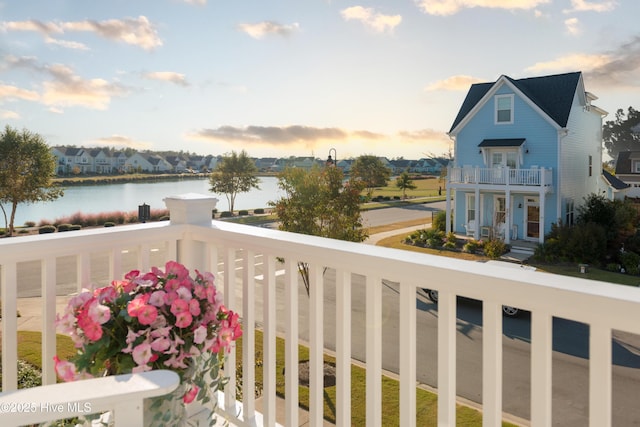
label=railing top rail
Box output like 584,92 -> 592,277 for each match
0,221 -> 182,263
192,220 -> 640,333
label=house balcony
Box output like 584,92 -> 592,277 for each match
449,166 -> 553,190
2,194 -> 640,426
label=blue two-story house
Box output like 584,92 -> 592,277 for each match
445,71 -> 607,244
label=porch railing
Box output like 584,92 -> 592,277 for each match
449,166 -> 552,187
1,194 -> 640,426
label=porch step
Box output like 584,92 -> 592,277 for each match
510,246 -> 535,255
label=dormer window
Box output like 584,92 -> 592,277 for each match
495,94 -> 514,124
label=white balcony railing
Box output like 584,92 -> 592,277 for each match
2,193 -> 640,426
449,166 -> 552,187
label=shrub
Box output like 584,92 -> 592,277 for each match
17,360 -> 42,389
483,238 -> 507,259
220,211 -> 233,218
462,239 -> 483,253
70,224 -> 82,231
38,225 -> 56,234
238,210 -> 249,216
254,208 -> 265,214
24,221 -> 36,227
432,210 -> 447,233
104,221 -> 115,227
57,223 -> 73,232
159,215 -> 170,221
620,251 -> 640,275
606,263 -> 620,272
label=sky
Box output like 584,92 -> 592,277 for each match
0,0 -> 638,161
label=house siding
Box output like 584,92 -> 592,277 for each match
453,82 -> 560,235
558,93 -> 603,224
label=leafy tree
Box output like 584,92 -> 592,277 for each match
270,165 -> 367,294
350,155 -> 391,197
209,150 -> 260,213
0,126 -> 63,236
395,171 -> 417,198
603,106 -> 640,160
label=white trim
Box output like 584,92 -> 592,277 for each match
449,75 -> 566,136
495,94 -> 514,125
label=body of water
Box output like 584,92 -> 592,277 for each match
6,176 -> 281,227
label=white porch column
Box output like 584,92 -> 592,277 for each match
445,167 -> 451,234
474,187 -> 480,240
538,172 -> 546,244
164,193 -> 218,271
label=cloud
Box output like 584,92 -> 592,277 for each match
425,75 -> 485,91
564,17 -> 581,36
398,129 -> 450,145
4,55 -> 128,110
0,83 -> 40,101
181,0 -> 207,5
237,21 -> 299,39
1,109 -> 20,119
45,36 -> 90,50
89,134 -> 153,149
340,6 -> 402,33
563,0 -> 617,13
414,0 -> 550,16
143,71 -> 190,87
526,36 -> 640,89
1,16 -> 162,50
188,125 -> 347,144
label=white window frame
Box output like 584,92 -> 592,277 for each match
635,161 -> 640,173
495,94 -> 514,124
466,194 -> 476,223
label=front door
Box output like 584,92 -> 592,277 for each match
525,197 -> 540,240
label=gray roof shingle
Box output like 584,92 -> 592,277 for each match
450,72 -> 582,132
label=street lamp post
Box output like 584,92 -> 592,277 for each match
326,148 -> 337,167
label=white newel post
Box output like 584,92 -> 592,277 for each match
164,193 -> 218,272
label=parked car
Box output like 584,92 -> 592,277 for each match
421,289 -> 521,317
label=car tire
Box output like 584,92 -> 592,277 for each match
502,305 -> 519,317
423,289 -> 439,303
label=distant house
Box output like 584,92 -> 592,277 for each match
125,153 -> 172,173
601,169 -> 629,200
446,71 -> 607,244
613,151 -> 640,197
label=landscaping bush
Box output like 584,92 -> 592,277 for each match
432,210 -> 447,233
442,232 -> 457,249
462,239 -> 483,254
57,223 -> 73,232
620,251 -> 640,275
70,224 -> 82,231
24,221 -> 36,227
254,208 -> 265,214
405,228 -> 444,248
38,225 -> 56,234
104,221 -> 115,227
483,238 -> 507,259
220,211 -> 233,218
238,210 -> 249,216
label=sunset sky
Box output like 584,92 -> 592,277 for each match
1,0 -> 638,160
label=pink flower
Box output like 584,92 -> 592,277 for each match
127,294 -> 150,317
148,290 -> 166,307
176,286 -> 192,301
132,342 -> 153,366
94,286 -> 117,304
183,384 -> 199,404
193,325 -> 207,344
151,336 -> 171,353
54,356 -> 78,382
170,299 -> 189,316
137,304 -> 158,325
87,300 -> 111,325
175,311 -> 193,328
188,299 -> 201,316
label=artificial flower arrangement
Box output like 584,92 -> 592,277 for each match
55,261 -> 242,426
